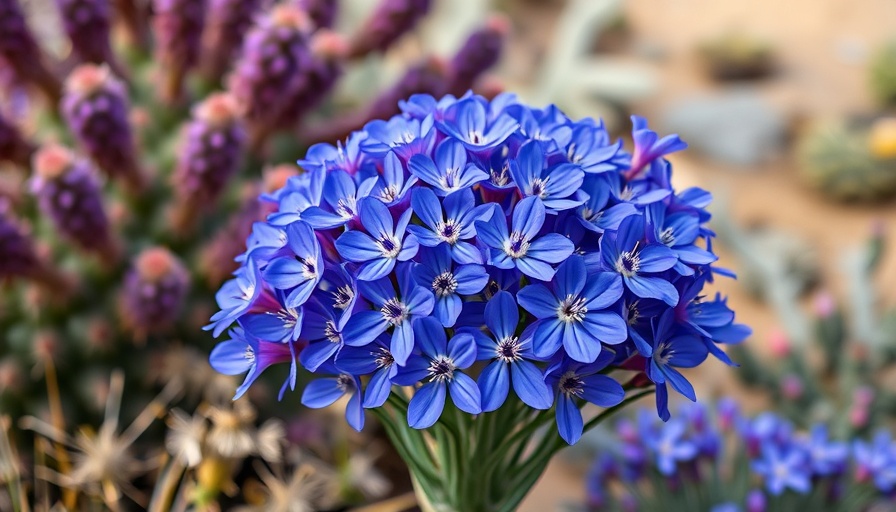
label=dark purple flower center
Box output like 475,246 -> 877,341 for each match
437,219 -> 460,243
504,232 -> 529,259
380,298 -> 408,324
295,255 -> 317,278
432,271 -> 458,297
496,336 -> 521,362
377,235 -> 401,258
627,300 -> 641,326
660,227 -> 675,246
332,285 -> 354,309
531,178 -> 548,198
558,294 -> 588,323
559,371 -> 584,397
373,347 -> 394,369
336,374 -> 355,392
324,321 -> 340,343
616,247 -> 641,277
428,356 -> 456,382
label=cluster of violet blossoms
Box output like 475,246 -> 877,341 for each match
585,401 -> 896,511
207,92 -> 749,444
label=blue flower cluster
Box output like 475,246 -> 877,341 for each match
206,92 -> 748,444
586,401 -> 896,511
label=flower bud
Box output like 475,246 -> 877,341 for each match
767,329 -> 790,358
200,0 -> 263,84
446,15 -> 508,96
56,0 -> 127,77
746,489 -> 766,512
61,64 -> 145,192
171,92 -> 245,234
228,4 -> 311,149
812,290 -> 836,318
121,247 -> 189,338
347,0 -> 432,58
152,0 -> 208,103
780,374 -> 804,400
0,109 -> 34,168
31,143 -> 117,262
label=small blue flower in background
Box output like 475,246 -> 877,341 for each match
394,317 -> 481,429
206,92 -> 746,440
334,197 -> 419,281
475,196 -> 575,280
462,290 -> 553,411
751,444 -> 811,495
301,362 -> 365,432
644,417 -> 697,475
546,352 -> 625,445
517,255 -> 627,363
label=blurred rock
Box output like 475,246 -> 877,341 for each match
661,91 -> 787,166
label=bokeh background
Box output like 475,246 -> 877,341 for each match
2,0 -> 896,510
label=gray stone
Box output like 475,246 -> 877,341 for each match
661,90 -> 788,166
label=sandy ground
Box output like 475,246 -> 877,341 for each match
518,0 -> 896,509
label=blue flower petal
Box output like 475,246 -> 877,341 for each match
580,374 -> 625,407
511,360 -> 553,410
302,378 -> 344,408
478,360 -> 510,412
557,395 -> 583,445
408,382 -> 447,429
449,373 -> 482,415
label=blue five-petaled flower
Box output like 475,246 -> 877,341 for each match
475,196 -> 575,281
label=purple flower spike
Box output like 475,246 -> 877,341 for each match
61,64 -> 145,193
171,92 -> 246,234
121,247 -> 190,338
0,206 -> 72,291
152,0 -> 207,103
56,0 -> 128,78
275,30 -> 348,129
446,15 -> 508,96
347,0 -> 432,58
228,4 -> 312,149
0,0 -> 62,103
199,0 -> 263,84
0,109 -> 34,169
31,144 -> 117,262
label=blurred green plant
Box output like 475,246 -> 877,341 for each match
697,32 -> 775,81
716,210 -> 896,439
797,117 -> 896,202
870,39 -> 896,108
